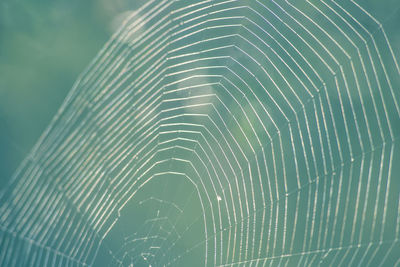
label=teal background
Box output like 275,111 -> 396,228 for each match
0,0 -> 146,187
1,0 -> 399,191
0,1 -> 399,266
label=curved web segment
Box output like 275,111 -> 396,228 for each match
0,0 -> 399,266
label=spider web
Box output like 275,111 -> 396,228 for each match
1,0 -> 399,266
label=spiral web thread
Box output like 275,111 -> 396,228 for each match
0,0 -> 399,266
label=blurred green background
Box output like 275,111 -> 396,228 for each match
0,0 -> 398,191
0,1 -> 399,266
0,0 -> 145,188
